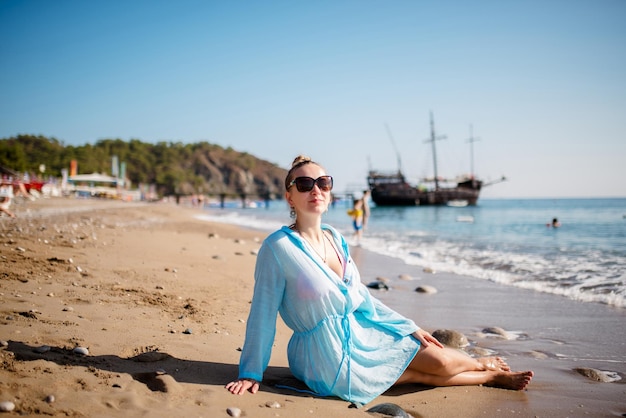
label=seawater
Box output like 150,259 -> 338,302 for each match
196,198 -> 626,308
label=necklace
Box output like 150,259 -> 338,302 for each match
293,226 -> 327,262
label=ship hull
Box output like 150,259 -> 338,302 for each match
368,173 -> 482,207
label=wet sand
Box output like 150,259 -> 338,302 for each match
0,197 -> 624,417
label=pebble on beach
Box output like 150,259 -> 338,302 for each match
366,403 -> 411,418
480,326 -> 519,340
0,401 -> 15,412
366,281 -> 389,290
574,367 -> 622,383
432,329 -> 469,348
73,347 -> 89,355
415,285 -> 438,294
226,406 -> 241,417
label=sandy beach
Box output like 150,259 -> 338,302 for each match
1,197 -> 624,417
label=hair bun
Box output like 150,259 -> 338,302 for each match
291,155 -> 312,168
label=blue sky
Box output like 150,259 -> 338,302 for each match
1,0 -> 625,198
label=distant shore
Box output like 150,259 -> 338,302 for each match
0,197 -> 624,417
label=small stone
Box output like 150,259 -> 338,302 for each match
62,306 -> 74,312
574,367 -> 622,383
226,407 -> 241,417
265,400 -> 281,408
482,327 -> 509,338
73,346 -> 89,355
398,274 -> 413,281
366,403 -> 411,418
415,285 -> 438,294
0,401 -> 15,412
34,345 -> 51,353
44,394 -> 55,403
423,267 -> 436,274
0,341 -> 8,348
183,328 -> 193,334
366,281 -> 389,290
432,329 -> 469,348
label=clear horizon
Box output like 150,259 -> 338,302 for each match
1,0 -> 625,198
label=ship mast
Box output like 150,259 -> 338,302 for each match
385,123 -> 402,175
424,111 -> 446,191
466,124 -> 480,178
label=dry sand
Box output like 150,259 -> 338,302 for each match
0,197 -> 623,417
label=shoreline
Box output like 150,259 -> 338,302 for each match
1,197 -> 624,417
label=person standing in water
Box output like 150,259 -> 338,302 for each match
347,197 -> 364,244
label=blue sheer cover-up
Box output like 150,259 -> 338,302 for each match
238,225 -> 421,405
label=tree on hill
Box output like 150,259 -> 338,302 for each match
0,135 -> 287,199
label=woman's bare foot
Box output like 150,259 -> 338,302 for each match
477,356 -> 511,372
487,370 -> 534,390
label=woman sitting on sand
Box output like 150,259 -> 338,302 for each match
226,155 -> 533,405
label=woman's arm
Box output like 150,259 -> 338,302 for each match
233,241 -> 285,384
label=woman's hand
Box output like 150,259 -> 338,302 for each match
412,329 -> 444,349
225,378 -> 259,395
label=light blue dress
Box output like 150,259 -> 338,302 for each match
238,225 -> 421,404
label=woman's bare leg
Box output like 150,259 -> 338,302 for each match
398,368 -> 533,390
404,345 -> 494,376
396,344 -> 532,390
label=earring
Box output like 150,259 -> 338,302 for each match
290,208 -> 296,219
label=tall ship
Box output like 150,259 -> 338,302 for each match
367,112 -> 505,206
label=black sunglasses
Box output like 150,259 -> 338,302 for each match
288,176 -> 333,192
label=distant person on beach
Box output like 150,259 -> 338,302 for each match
361,189 -> 370,229
347,197 -> 364,243
226,155 -> 533,405
0,184 -> 16,218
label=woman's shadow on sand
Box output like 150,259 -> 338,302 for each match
6,340 -> 431,398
